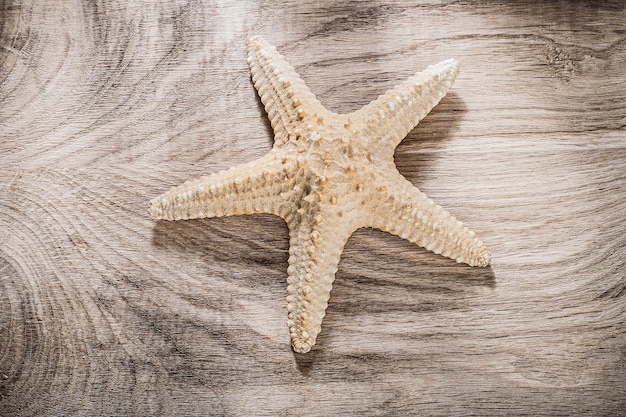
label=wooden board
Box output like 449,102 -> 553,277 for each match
1,1 -> 625,415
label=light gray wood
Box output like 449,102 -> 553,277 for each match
1,1 -> 625,416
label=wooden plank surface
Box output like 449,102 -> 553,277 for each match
1,1 -> 625,415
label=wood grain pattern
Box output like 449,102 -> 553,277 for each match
1,1 -> 625,416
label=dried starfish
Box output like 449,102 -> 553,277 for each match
150,36 -> 491,353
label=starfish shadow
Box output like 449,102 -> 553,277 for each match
291,230 -> 495,369
292,246 -> 495,369
151,215 -> 289,288
293,349 -> 322,373
394,90 -> 465,182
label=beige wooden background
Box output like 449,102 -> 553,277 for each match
1,1 -> 625,416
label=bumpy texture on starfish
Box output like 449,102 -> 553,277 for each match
150,36 -> 491,353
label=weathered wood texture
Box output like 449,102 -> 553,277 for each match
1,1 -> 625,416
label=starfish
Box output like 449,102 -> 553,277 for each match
150,36 -> 491,353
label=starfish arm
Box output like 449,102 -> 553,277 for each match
350,59 -> 459,156
149,152 -> 298,220
365,175 -> 491,267
284,206 -> 357,353
247,36 -> 333,147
